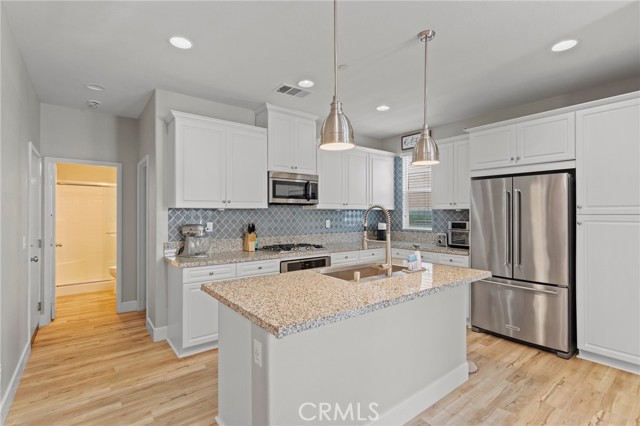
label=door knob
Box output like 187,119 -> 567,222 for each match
55,243 -> 62,247
577,204 -> 582,209
30,256 -> 39,263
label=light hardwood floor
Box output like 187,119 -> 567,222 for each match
7,291 -> 640,425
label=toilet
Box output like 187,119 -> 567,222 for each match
108,266 -> 117,279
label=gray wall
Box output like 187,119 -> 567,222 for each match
380,76 -> 640,154
0,6 -> 41,419
39,103 -> 140,302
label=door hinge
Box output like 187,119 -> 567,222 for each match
38,239 -> 42,248
37,301 -> 42,312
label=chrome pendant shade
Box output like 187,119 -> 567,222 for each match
412,30 -> 439,165
319,0 -> 355,151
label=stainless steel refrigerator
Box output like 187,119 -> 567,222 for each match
470,172 -> 576,358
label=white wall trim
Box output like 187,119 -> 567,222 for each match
0,343 -> 31,424
117,300 -> 139,313
146,317 -> 167,342
578,350 -> 640,375
370,362 -> 468,426
137,156 -> 149,312
470,160 -> 576,178
42,157 -> 123,325
27,142 -> 42,342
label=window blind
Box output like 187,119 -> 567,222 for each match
402,156 -> 432,229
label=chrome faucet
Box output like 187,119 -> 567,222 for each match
363,205 -> 392,277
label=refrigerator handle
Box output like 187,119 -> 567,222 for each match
505,190 -> 511,266
514,188 -> 522,267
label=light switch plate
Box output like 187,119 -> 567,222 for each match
325,219 -> 331,229
205,222 -> 214,232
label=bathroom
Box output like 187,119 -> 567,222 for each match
55,163 -> 118,297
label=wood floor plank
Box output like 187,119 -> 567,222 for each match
6,290 -> 640,425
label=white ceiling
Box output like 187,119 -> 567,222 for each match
4,1 -> 640,139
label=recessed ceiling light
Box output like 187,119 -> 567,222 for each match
298,80 -> 314,88
551,39 -> 578,52
169,36 -> 193,49
376,105 -> 390,112
85,83 -> 105,91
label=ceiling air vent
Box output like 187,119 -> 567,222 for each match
274,84 -> 312,98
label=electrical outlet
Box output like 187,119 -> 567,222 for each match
253,339 -> 263,367
325,219 -> 331,229
205,222 -> 214,233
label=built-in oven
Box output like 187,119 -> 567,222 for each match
280,256 -> 331,273
268,171 -> 319,205
448,221 -> 470,248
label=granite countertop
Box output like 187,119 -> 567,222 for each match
165,241 -> 468,268
202,264 -> 490,339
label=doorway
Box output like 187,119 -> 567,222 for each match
28,142 -> 43,340
42,158 -> 123,325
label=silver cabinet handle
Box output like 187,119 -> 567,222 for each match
258,266 -> 263,270
510,157 -> 515,161
483,279 -> 558,295
222,200 -> 227,204
209,271 -> 215,275
227,200 -> 231,203
30,256 -> 39,263
516,156 -> 521,161
505,190 -> 511,266
577,204 -> 582,209
514,189 -> 522,267
577,221 -> 583,225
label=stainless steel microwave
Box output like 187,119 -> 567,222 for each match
268,171 -> 319,205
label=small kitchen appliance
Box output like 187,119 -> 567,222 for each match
268,171 -> 319,205
178,224 -> 210,258
448,221 -> 470,248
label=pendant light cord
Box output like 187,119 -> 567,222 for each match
423,35 -> 428,129
333,0 -> 338,99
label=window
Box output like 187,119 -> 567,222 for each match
402,155 -> 432,230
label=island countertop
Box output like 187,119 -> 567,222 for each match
201,263 -> 490,339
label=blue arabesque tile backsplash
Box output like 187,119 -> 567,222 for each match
167,157 -> 468,241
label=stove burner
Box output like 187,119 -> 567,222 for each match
260,243 -> 324,252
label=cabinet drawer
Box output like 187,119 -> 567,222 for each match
183,264 -> 237,284
331,251 -> 360,265
438,254 -> 470,268
236,259 -> 280,278
391,248 -> 414,259
420,251 -> 439,263
360,249 -> 385,262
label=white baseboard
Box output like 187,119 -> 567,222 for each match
578,350 -> 640,375
117,300 -> 138,313
0,342 -> 31,424
371,362 -> 468,426
56,280 -> 115,296
215,416 -> 227,426
146,316 -> 167,342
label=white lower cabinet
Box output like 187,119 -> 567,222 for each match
168,260 -> 279,358
576,215 -> 640,373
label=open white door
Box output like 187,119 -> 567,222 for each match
28,143 -> 43,338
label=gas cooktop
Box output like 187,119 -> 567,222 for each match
260,243 -> 325,253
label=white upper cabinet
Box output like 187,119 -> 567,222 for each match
469,112 -> 575,171
255,104 -> 319,175
432,136 -> 470,209
369,153 -> 395,210
576,97 -> 640,215
317,147 -> 395,210
166,111 -> 268,209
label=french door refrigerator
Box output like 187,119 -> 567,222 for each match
470,172 -> 576,358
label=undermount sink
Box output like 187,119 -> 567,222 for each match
318,263 -> 407,283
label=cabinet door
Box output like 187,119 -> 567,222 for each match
226,127 -> 268,208
183,283 -> 219,348
345,150 -> 369,209
577,216 -> 640,366
294,118 -> 318,174
369,154 -> 395,209
453,140 -> 471,208
267,111 -> 295,172
431,143 -> 454,209
177,122 -> 227,208
576,98 -> 640,215
516,112 -> 575,166
317,150 -> 345,208
469,125 -> 516,170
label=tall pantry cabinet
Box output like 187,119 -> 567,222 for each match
575,95 -> 640,374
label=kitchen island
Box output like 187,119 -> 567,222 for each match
202,263 -> 490,426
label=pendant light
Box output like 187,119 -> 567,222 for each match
319,0 -> 355,151
412,30 -> 439,165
